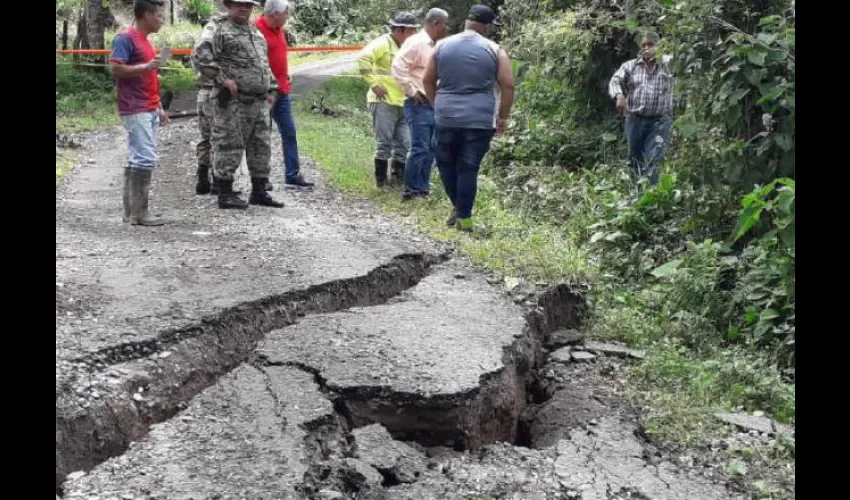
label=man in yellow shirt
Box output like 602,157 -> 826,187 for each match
357,11 -> 419,187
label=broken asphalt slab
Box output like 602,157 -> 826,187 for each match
582,341 -> 646,360
58,115 -> 584,493
352,424 -> 429,485
55,117 -> 447,487
63,364 -> 344,499
544,328 -> 585,349
385,417 -> 739,500
257,263 -> 532,449
713,412 -> 794,437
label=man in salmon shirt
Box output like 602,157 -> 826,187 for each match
110,0 -> 169,226
255,0 -> 314,188
391,8 -> 450,200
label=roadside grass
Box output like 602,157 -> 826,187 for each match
294,77 -> 795,461
56,148 -> 77,188
294,76 -> 593,283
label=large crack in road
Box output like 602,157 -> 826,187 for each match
56,56 -> 741,499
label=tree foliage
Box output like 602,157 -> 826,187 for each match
489,0 -> 795,371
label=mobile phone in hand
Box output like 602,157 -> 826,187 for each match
158,46 -> 171,66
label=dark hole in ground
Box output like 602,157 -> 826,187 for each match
377,467 -> 401,487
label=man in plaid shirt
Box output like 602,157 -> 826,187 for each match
609,31 -> 674,187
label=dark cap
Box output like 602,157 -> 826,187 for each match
389,11 -> 420,28
467,4 -> 500,25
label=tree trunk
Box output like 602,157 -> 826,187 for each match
62,20 -> 69,50
74,11 -> 89,49
84,0 -> 108,50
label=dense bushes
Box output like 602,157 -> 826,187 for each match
486,0 -> 795,426
289,0 -> 504,41
184,0 -> 215,25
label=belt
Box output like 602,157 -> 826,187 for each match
236,92 -> 267,103
631,113 -> 667,120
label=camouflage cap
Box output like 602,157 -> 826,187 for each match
223,0 -> 260,6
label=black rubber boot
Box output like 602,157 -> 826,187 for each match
217,179 -> 249,209
196,165 -> 211,195
374,159 -> 388,187
390,160 -> 405,186
249,177 -> 285,208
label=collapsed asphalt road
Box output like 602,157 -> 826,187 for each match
56,56 -> 741,499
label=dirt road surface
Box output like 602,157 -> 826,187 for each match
56,56 -> 740,499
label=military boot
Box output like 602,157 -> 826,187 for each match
217,179 -> 249,209
196,165 -> 211,195
249,177 -> 285,208
211,176 -> 241,196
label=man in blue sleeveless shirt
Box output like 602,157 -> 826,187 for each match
423,5 -> 514,232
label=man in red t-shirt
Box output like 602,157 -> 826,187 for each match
255,0 -> 314,188
110,0 -> 168,226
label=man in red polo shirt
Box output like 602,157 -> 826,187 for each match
255,0 -> 314,188
110,0 -> 168,226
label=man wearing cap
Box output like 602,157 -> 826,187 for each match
255,0 -> 315,189
192,0 -> 285,210
357,11 -> 419,188
609,30 -> 674,187
391,8 -> 450,201
424,4 -> 514,232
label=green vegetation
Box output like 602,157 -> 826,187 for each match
183,0 -> 215,25
56,148 -> 77,187
55,57 -> 199,133
293,1 -> 795,492
55,57 -> 119,133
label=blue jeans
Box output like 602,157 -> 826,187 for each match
434,127 -> 495,220
625,115 -> 671,186
122,111 -> 159,170
403,98 -> 436,193
271,94 -> 301,181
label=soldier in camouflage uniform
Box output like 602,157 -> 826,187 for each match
191,0 -> 283,209
191,12 -> 226,196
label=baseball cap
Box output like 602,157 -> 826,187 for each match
467,4 -> 500,26
389,11 -> 421,28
